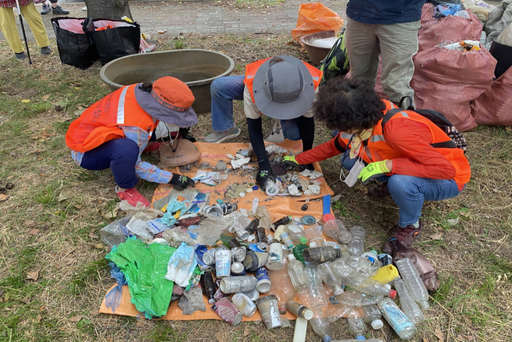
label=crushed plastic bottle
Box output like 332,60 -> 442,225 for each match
361,304 -> 384,329
304,223 -> 325,248
268,257 -> 297,314
287,254 -> 307,290
347,226 -> 366,256
304,265 -> 329,308
332,262 -> 396,299
286,224 -> 306,244
335,290 -> 381,307
322,214 -> 352,244
347,316 -> 368,339
309,307 -> 333,342
393,277 -> 425,324
317,261 -> 344,295
395,258 -> 430,310
378,297 -> 417,340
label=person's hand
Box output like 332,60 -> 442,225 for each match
256,169 -> 275,190
358,160 -> 390,184
169,173 -> 196,190
282,155 -> 299,169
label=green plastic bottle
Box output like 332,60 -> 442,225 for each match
293,237 -> 309,264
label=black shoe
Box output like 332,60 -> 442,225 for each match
40,4 -> 51,14
15,52 -> 26,60
52,5 -> 69,15
41,46 -> 51,55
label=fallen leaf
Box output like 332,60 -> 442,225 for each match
0,194 -> 9,202
429,232 -> 443,240
157,30 -> 167,34
243,327 -> 250,337
26,270 -> 40,281
29,229 -> 40,235
41,94 -> 50,101
39,306 -> 45,311
74,205 -> 83,209
21,99 -> 30,103
434,328 -> 445,342
69,315 -> 82,322
28,149 -> 44,155
33,315 -> 42,323
89,233 -> 99,239
6,176 -> 14,180
94,243 -> 105,250
58,193 -> 68,202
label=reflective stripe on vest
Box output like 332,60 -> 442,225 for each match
117,86 -> 128,125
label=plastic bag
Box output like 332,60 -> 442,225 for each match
165,242 -> 198,287
104,262 -> 127,313
472,66 -> 512,126
291,2 -> 344,42
51,17 -> 99,70
411,45 -> 496,131
178,286 -> 206,315
106,237 -> 176,319
100,216 -> 132,248
497,22 -> 512,46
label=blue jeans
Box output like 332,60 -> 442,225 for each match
210,75 -> 301,140
340,150 -> 463,227
80,139 -> 140,189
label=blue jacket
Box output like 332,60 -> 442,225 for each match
347,0 -> 425,25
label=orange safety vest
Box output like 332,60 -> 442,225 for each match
244,58 -> 323,103
66,84 -> 158,153
338,100 -> 471,185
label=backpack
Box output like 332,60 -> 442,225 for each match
382,108 -> 467,153
319,29 -> 349,86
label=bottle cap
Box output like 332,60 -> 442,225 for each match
355,336 -> 365,340
389,289 -> 397,299
322,213 -> 335,222
371,319 -> 384,329
299,237 -> 308,244
322,335 -> 333,342
302,308 -> 314,320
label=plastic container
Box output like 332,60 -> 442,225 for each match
287,254 -> 307,290
347,226 -> 366,256
293,237 -> 309,263
393,278 -> 425,324
280,232 -> 295,249
219,276 -> 257,294
268,258 -> 297,314
347,316 -> 367,339
304,223 -> 325,248
286,224 -> 306,244
231,292 -> 257,317
395,258 -> 430,310
286,300 -> 314,320
304,265 -> 329,308
100,216 -> 131,248
362,304 -> 384,329
303,246 -> 341,263
317,261 -> 344,295
322,214 -> 352,244
378,297 -> 417,340
212,297 -> 243,326
371,265 -> 400,285
310,307 -> 333,342
255,267 -> 272,294
256,295 -> 282,329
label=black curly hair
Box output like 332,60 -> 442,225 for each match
312,77 -> 385,132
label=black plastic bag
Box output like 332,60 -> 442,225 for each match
51,17 -> 99,70
82,18 -> 140,65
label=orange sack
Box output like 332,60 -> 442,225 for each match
291,2 -> 344,42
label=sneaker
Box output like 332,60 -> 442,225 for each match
15,52 -> 26,60
52,5 -> 69,14
264,120 -> 285,143
368,182 -> 390,198
40,4 -> 51,15
40,46 -> 51,55
204,126 -> 240,143
382,221 -> 422,254
115,186 -> 151,208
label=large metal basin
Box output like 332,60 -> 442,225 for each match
300,31 -> 336,66
100,49 -> 235,113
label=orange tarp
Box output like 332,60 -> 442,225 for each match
99,141 -> 335,320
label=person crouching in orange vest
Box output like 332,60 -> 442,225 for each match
65,77 -> 197,207
282,78 -> 470,253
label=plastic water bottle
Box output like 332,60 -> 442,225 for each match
309,307 -> 333,342
347,317 -> 367,339
304,265 -> 329,308
305,224 -> 325,248
287,254 -> 307,290
332,262 -> 396,298
362,304 -> 384,329
322,214 -> 352,244
378,297 -> 417,340
317,261 -> 344,295
286,224 -> 306,244
395,258 -> 430,310
335,290 -> 381,307
347,226 -> 366,256
393,277 -> 425,324
268,257 -> 297,314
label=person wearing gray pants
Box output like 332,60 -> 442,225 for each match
39,0 -> 68,14
345,0 -> 425,109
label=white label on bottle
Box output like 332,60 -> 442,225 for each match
381,301 -> 414,334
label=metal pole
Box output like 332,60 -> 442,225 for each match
14,0 -> 32,64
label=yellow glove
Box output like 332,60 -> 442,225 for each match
358,160 -> 390,184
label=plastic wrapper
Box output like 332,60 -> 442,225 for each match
104,262 -> 127,313
100,216 -> 132,248
162,214 -> 229,247
165,242 -> 198,288
178,286 -> 206,315
105,237 -> 176,319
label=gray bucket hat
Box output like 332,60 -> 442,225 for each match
252,55 -> 315,120
134,76 -> 198,127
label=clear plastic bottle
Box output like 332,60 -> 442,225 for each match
356,251 -> 382,277
304,265 -> 329,308
335,290 -> 381,307
317,261 -> 344,295
286,224 -> 306,244
304,223 -> 325,248
332,262 -> 396,299
347,226 -> 366,256
323,303 -> 361,323
280,232 -> 294,249
362,304 -> 384,329
347,316 -> 368,339
268,257 -> 297,314
322,214 -> 352,244
309,307 -> 333,342
287,254 -> 307,290
395,258 -> 430,310
378,297 -> 417,340
393,277 -> 425,324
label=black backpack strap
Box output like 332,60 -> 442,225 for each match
431,141 -> 457,149
334,133 -> 346,153
381,108 -> 403,129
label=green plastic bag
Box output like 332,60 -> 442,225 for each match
106,237 -> 176,319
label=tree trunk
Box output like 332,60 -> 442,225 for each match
84,0 -> 133,21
